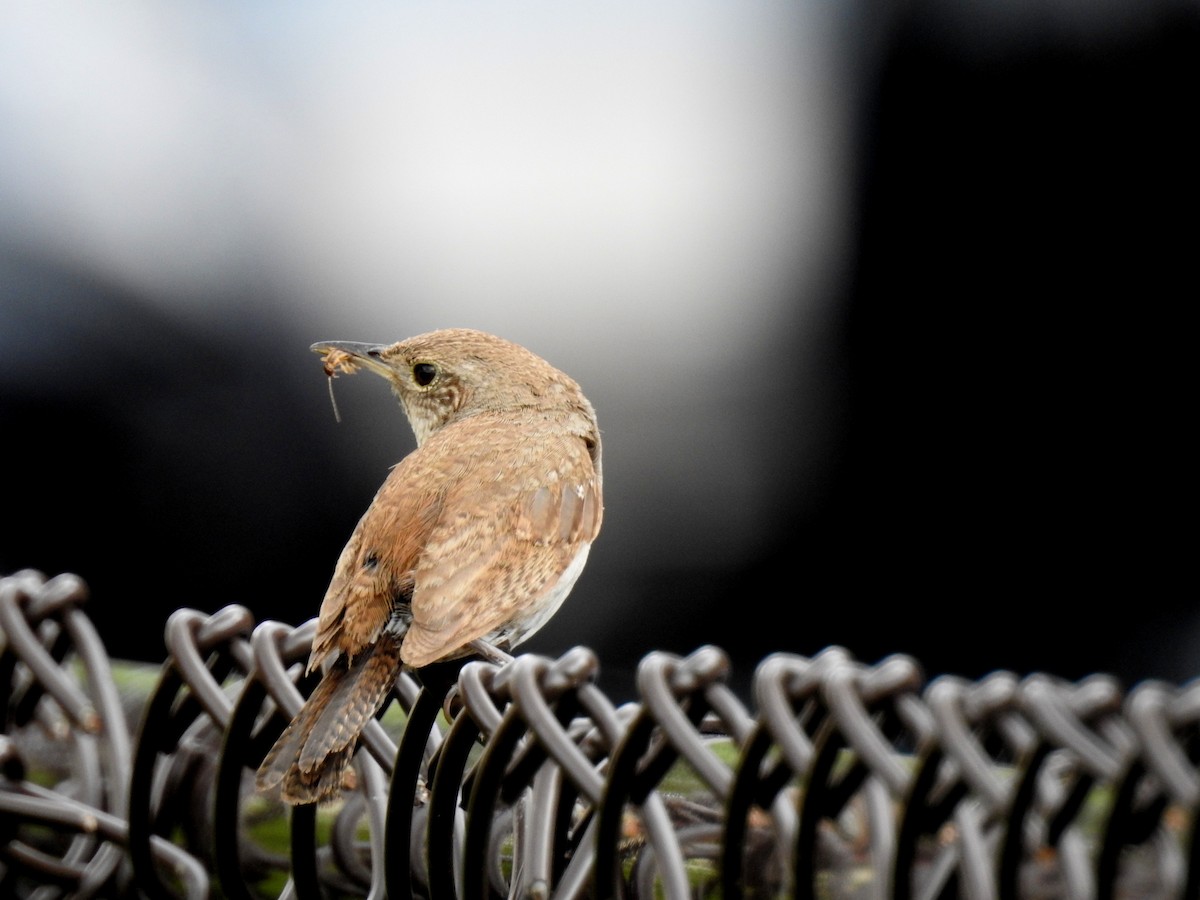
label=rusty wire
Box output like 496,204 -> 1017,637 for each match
2,568 -> 1198,899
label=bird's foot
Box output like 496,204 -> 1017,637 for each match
468,639 -> 514,666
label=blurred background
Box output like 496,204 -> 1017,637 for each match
2,0 -> 1196,702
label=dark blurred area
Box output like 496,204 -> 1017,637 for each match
2,1 -> 1197,702
659,4 -> 1199,693
0,263 -> 378,643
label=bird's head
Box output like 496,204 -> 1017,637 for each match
311,328 -> 597,447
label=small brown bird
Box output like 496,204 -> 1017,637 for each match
255,328 -> 603,804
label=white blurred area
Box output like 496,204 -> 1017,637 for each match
0,0 -> 850,570
0,3 -> 844,348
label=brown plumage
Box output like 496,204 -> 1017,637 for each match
255,328 -> 602,804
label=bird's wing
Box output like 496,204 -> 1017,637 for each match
400,420 -> 602,668
307,460 -> 444,673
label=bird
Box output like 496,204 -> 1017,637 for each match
255,328 -> 603,804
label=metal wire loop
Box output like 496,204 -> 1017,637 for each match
3,570 -> 1196,898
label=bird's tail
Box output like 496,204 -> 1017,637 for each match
255,632 -> 402,805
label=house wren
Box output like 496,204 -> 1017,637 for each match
255,328 -> 603,804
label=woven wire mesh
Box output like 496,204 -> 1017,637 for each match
2,567 -> 1198,899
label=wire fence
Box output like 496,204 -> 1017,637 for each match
2,567 -> 1197,899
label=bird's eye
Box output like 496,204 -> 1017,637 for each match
412,363 -> 437,386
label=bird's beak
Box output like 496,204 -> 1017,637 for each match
310,341 -> 395,377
